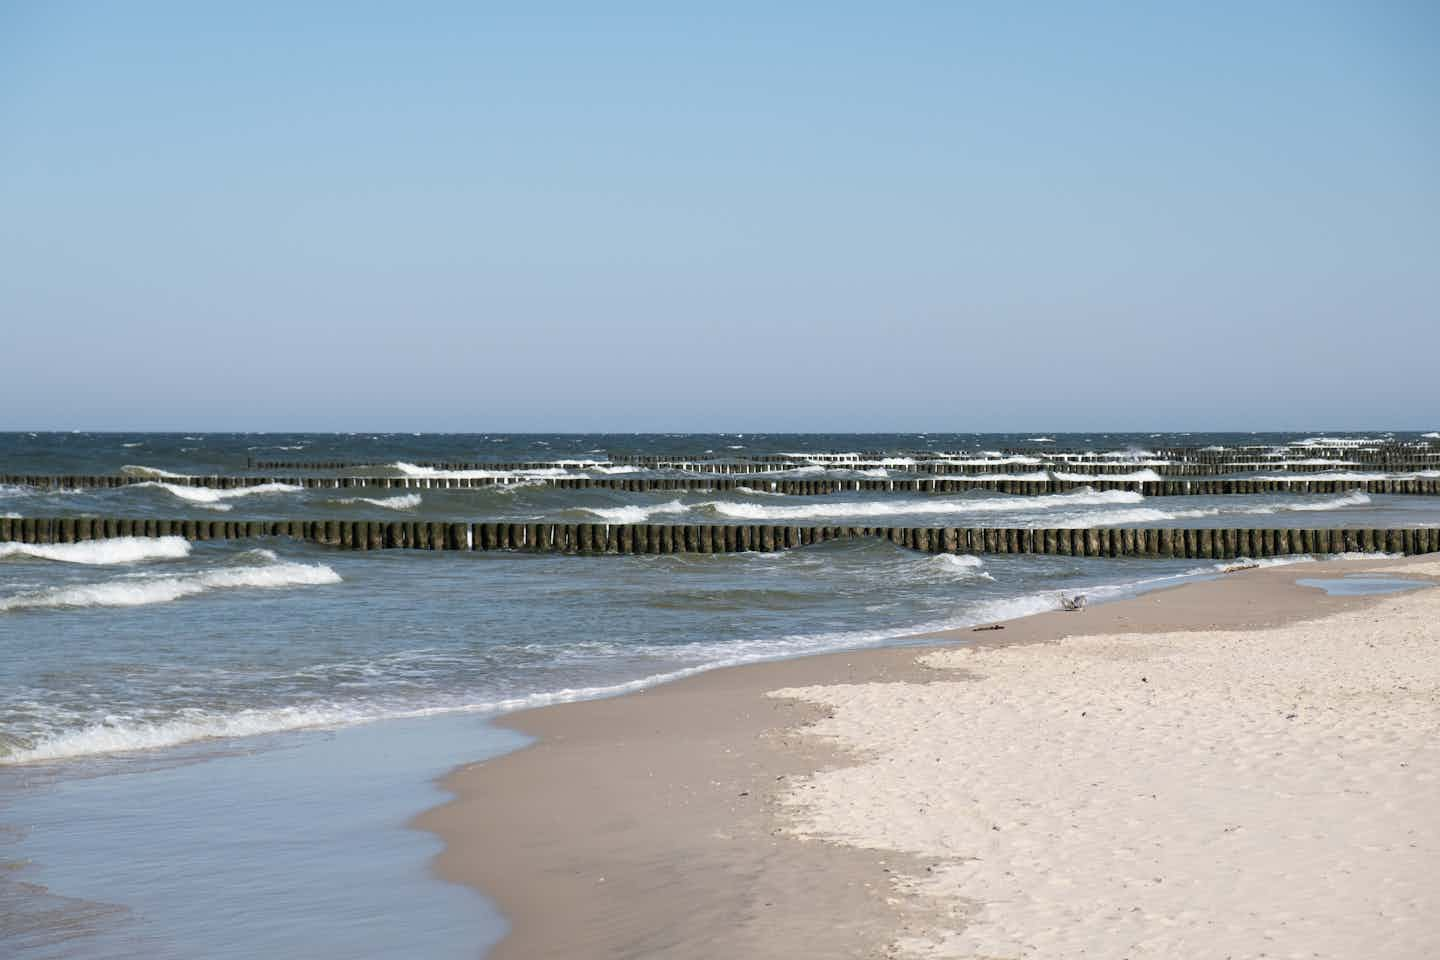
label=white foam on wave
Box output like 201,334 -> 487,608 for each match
1210,491 -> 1370,516
1248,458 -> 1361,467
0,660 -> 745,764
1053,469 -> 1163,482
932,553 -> 985,569
0,483 -> 83,498
0,559 -> 341,613
936,456 -> 1045,466
702,488 -> 1144,521
1285,491 -> 1372,511
1423,432 -> 1440,440
735,485 -> 785,496
1257,471 -> 1438,482
1292,436 -> 1386,447
1056,507 -> 1195,528
391,461 -> 571,480
2,702 -> 386,764
0,536 -> 192,565
330,493 -> 423,510
138,481 -> 303,511
121,464 -> 191,479
1055,490 -> 1372,527
925,553 -> 994,580
946,472 -> 1052,482
759,465 -> 827,477
1027,437 -> 1056,443
582,500 -> 689,524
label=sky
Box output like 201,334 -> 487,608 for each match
1,2 -> 1436,432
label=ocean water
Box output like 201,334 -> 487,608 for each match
3,432 -> 1438,958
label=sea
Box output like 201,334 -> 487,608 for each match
3,431 -> 1438,958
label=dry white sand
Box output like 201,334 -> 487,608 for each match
1381,558 -> 1440,577
772,582 -> 1440,958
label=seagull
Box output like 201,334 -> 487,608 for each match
1060,593 -> 1087,612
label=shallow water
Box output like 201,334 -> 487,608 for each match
1294,576 -> 1431,596
1,714 -> 524,958
3,431 -> 1438,958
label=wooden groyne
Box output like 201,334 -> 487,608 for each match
9,474 -> 1440,497
247,457 -> 1440,477
2,516 -> 1434,559
244,438 -> 1440,476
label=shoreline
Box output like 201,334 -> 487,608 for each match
417,553 -> 1440,958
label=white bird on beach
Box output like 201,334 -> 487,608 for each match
1060,593 -> 1087,612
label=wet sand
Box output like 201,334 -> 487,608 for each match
416,555 -> 1440,958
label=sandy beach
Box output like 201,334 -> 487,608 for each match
420,555 -> 1440,959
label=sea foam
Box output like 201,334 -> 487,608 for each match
138,481 -> 303,511
0,536 -> 192,565
1053,469 -> 1163,482
1258,471 -> 1438,482
0,664 -> 745,764
330,494 -> 423,510
1054,491 -> 1371,527
121,464 -> 191,479
0,559 -> 341,613
392,461 -> 571,480
926,553 -> 994,580
1284,491 -> 1372,511
582,500 -> 688,524
702,489 -> 1144,522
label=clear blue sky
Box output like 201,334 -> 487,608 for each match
2,2 -> 1435,431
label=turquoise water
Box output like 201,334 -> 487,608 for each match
2,432 -> 1437,958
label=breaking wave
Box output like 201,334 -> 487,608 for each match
1053,469 -> 1163,482
582,500 -> 688,524
1285,491 -> 1372,511
391,461 -> 570,480
700,489 -> 1144,521
1054,491 -> 1372,526
925,553 -> 994,580
121,464 -> 191,479
0,536 -> 191,565
330,494 -> 422,510
0,560 -> 341,613
137,481 -> 303,511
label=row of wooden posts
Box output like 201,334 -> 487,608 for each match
248,458 -> 1440,476
3,516 -> 1435,559
8,474 -> 1440,497
612,446 -> 1440,466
